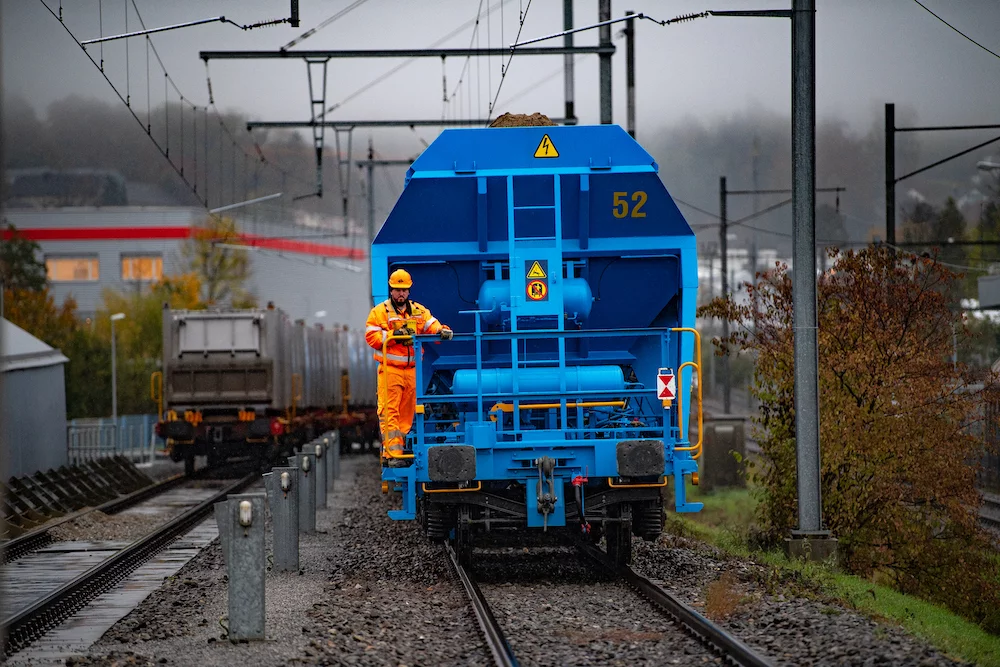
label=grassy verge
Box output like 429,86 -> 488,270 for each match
675,484 -> 1000,667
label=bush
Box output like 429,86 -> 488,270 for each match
700,246 -> 1000,632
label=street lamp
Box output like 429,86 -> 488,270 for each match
110,312 -> 126,449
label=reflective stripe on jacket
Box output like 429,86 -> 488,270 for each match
365,299 -> 447,368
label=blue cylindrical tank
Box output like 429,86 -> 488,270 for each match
477,278 -> 594,326
452,365 -> 624,396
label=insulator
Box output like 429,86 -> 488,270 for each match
280,471 -> 291,492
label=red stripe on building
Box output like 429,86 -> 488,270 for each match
238,233 -> 366,260
3,226 -> 193,241
3,227 -> 366,259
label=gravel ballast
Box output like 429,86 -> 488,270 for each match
75,456 -> 979,666
82,455 -> 490,666
631,533 -> 972,666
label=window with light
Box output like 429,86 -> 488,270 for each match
121,255 -> 163,281
46,257 -> 100,282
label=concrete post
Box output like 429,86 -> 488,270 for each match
313,442 -> 327,509
214,494 -> 266,640
287,453 -> 316,533
331,432 -> 341,479
323,435 -> 335,489
264,467 -> 299,572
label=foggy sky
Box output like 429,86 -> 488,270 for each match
4,1 -> 999,139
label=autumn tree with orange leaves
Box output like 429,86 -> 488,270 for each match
700,245 -> 1000,632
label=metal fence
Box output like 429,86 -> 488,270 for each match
67,414 -> 164,467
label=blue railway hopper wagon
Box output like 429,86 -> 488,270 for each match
374,123 -> 703,565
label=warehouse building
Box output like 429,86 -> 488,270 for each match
3,169 -> 371,327
0,317 -> 69,478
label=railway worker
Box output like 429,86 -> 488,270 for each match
365,268 -> 453,467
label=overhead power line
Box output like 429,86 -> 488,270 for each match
911,0 -> 1000,61
282,0 -> 373,50
36,0 -> 311,212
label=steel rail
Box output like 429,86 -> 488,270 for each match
578,543 -> 773,667
0,473 -> 188,564
444,543 -> 519,667
1,472 -> 258,656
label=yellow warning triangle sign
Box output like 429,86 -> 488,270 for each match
526,261 -> 547,279
533,134 -> 559,158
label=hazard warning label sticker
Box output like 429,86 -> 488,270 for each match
526,260 -> 547,279
526,280 -> 548,301
533,134 -> 559,158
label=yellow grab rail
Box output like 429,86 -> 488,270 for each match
289,373 -> 303,422
671,327 -> 703,460
607,476 -> 668,489
421,481 -> 482,494
380,332 -> 416,459
150,371 -> 163,419
489,400 -> 626,414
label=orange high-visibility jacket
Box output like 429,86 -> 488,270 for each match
365,299 -> 448,368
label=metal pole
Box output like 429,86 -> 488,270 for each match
367,138 -> 376,308
625,11 -> 636,138
885,103 -> 895,246
563,0 -> 575,123
288,453 -> 316,533
719,176 -> 730,415
111,320 -> 118,448
792,0 -> 822,535
264,468 -> 299,572
598,0 -> 612,124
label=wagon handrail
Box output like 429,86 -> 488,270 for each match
150,371 -> 163,419
381,331 -> 417,460
672,327 -> 703,459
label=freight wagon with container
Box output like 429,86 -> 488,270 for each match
375,121 -> 704,565
153,304 -> 377,474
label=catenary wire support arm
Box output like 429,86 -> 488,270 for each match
885,104 -> 1000,245
248,118 -> 577,129
509,8 -> 791,50
305,58 -> 330,199
209,192 -> 284,214
895,134 -> 1000,183
81,15 -> 288,45
201,46 -> 613,60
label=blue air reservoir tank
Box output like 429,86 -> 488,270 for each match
452,364 -> 624,396
477,278 -> 594,327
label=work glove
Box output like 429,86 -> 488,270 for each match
440,328 -> 453,341
393,327 -> 414,346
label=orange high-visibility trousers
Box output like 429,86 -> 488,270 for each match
377,364 -> 416,457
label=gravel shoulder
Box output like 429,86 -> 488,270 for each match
631,533 -> 973,667
79,455 -> 490,667
74,459 -> 976,667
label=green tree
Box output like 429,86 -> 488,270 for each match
180,216 -> 255,306
0,223 -> 46,291
95,273 -> 209,415
1,286 -> 112,418
701,245 -> 1000,632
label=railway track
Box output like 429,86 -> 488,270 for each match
577,543 -> 772,667
0,470 -> 258,657
0,472 -> 188,564
447,541 -> 773,667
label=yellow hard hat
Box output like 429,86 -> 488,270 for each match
388,268 -> 412,289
